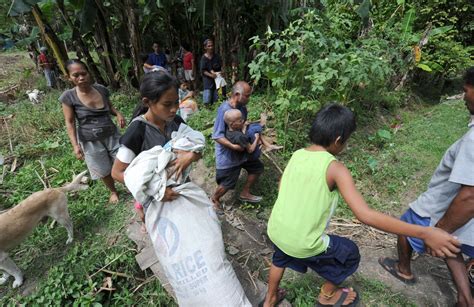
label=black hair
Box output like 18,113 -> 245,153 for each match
203,38 -> 212,47
65,59 -> 89,75
463,67 -> 474,87
152,41 -> 160,46
181,42 -> 191,51
131,71 -> 178,119
309,103 -> 356,147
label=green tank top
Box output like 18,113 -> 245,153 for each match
268,149 -> 338,258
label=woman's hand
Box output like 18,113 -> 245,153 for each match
169,151 -> 200,180
73,145 -> 84,160
116,112 -> 126,128
162,187 -> 179,202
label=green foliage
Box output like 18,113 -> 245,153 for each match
249,10 -> 400,150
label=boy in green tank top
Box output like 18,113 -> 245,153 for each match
262,104 -> 461,307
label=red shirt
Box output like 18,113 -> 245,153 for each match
183,52 -> 193,70
38,53 -> 52,69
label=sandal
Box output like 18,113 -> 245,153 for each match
238,195 -> 263,203
315,288 -> 360,307
378,257 -> 416,285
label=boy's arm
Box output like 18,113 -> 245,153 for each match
246,134 -> 260,153
329,161 -> 460,258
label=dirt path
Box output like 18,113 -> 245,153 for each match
187,159 -> 459,306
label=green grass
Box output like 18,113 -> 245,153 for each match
336,100 -> 468,217
0,84 -> 174,305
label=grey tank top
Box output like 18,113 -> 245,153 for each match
59,84 -> 116,141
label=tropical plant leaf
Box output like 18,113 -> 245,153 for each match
401,7 -> 415,41
416,63 -> 432,72
430,25 -> 453,37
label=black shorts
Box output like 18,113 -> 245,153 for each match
216,159 -> 264,189
272,235 -> 360,285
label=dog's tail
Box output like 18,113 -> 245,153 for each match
59,170 -> 89,193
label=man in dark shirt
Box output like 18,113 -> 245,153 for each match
147,42 -> 167,68
200,39 -> 224,105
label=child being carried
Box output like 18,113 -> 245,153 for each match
224,109 -> 261,160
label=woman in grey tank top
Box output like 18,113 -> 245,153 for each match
60,59 -> 126,204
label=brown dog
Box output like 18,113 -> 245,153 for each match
0,171 -> 88,288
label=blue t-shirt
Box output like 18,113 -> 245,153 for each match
147,52 -> 167,68
212,100 -> 248,169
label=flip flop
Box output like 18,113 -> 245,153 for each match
258,288 -> 287,307
378,257 -> 416,285
315,289 -> 360,307
238,195 -> 263,203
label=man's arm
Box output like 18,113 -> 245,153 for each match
215,137 -> 245,152
435,185 -> 474,233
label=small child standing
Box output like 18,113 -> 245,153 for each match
262,104 -> 461,307
178,82 -> 198,121
224,109 -> 261,158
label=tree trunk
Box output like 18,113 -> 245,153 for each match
56,0 -> 105,84
93,0 -> 119,89
123,0 -> 143,82
31,5 -> 68,76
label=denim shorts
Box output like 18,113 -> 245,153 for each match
401,208 -> 474,257
272,235 -> 360,285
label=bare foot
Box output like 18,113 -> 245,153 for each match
262,288 -> 286,307
140,223 -> 147,234
318,287 -> 357,306
109,192 -> 119,204
211,197 -> 222,212
263,144 -> 283,153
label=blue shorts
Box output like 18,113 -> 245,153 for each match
401,208 -> 474,258
272,235 -> 360,285
203,88 -> 218,104
246,123 -> 263,160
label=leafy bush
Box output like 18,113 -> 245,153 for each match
248,10 -> 402,150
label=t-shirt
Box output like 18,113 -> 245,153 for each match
268,150 -> 338,258
226,130 -> 249,149
410,118 -> 474,246
200,54 -> 222,90
59,84 -> 116,142
212,100 -> 248,169
119,116 -> 184,156
147,52 -> 167,68
38,53 -> 52,69
183,52 -> 193,70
